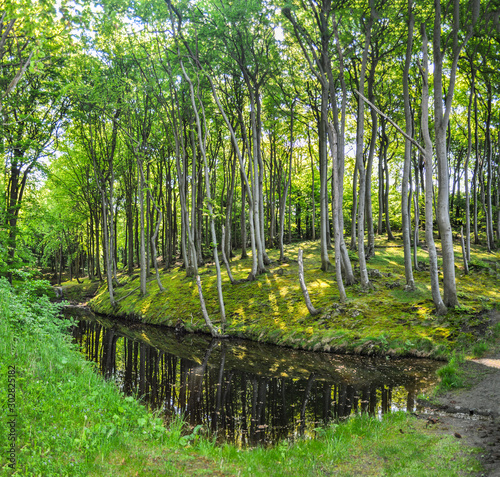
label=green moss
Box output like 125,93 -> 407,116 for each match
83,238 -> 500,359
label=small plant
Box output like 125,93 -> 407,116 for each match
436,352 -> 465,391
179,424 -> 203,447
471,341 -> 488,358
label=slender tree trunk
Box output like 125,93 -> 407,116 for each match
364,58 -> 378,260
382,124 -> 395,240
248,87 -> 267,274
279,100 -> 295,261
100,190 -> 115,305
221,225 -> 235,284
421,24 -> 446,315
240,171 -> 248,259
141,168 -> 165,292
350,165 -> 358,250
146,162 -> 151,277
485,82 -> 495,250
180,57 -> 226,331
298,249 -> 321,315
432,0 -> 478,307
464,66 -> 473,261
331,11 -> 355,286
377,134 -> 384,235
497,131 -> 500,242
354,6 -> 373,291
138,156 -> 147,296
206,73 -> 259,280
402,0 -> 416,290
328,123 -> 347,302
307,129 -> 316,241
319,89 -> 332,271
224,147 -> 237,260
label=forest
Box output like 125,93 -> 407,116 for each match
2,0 -> 500,326
2,0 -> 500,475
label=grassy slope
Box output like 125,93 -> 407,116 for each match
83,236 -> 500,358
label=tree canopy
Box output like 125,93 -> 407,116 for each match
2,0 -> 500,321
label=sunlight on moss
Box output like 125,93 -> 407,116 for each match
84,238 -> 500,359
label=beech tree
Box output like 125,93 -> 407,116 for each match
1,4 -> 71,281
432,0 -> 480,308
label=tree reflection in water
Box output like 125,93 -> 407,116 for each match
71,317 -> 438,446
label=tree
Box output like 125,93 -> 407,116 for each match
1,3 -> 71,281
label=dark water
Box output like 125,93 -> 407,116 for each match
66,309 -> 440,446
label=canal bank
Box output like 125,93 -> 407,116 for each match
65,309 -> 441,446
68,240 -> 500,360
1,276 -> 494,475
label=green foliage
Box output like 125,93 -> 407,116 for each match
436,353 -> 465,391
0,277 -> 167,475
471,341 -> 488,358
0,277 -> 62,332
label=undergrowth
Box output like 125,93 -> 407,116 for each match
436,353 -> 466,390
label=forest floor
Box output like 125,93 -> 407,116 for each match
64,235 -> 500,359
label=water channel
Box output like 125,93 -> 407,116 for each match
65,308 -> 441,446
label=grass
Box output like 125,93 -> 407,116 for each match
82,235 -> 500,360
435,353 -> 466,390
0,277 -> 485,476
429,320 -> 500,396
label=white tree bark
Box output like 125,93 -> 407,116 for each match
421,25 -> 447,315
298,249 -> 321,316
179,56 -> 226,331
402,0 -> 416,291
354,6 -> 373,291
432,0 -> 479,307
327,123 -> 347,302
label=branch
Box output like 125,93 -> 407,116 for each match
196,276 -> 229,338
354,89 -> 425,156
298,249 -> 321,316
3,50 -> 34,98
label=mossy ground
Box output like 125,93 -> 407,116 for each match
77,234 -> 500,359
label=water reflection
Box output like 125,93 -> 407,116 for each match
70,315 -> 439,446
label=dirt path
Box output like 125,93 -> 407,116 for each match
419,310 -> 500,476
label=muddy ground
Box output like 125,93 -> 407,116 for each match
419,310 -> 500,476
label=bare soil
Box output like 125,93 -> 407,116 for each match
419,310 -> 500,476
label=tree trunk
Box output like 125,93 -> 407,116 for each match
432,0 -> 478,307
319,94 -> 332,271
402,0 -> 416,291
421,24 -> 447,315
279,100 -> 295,262
307,129 -> 316,241
298,249 -> 321,315
354,6 -> 373,291
180,56 -> 226,330
364,57 -> 378,260
327,124 -> 347,302
350,165 -> 358,250
138,156 -> 147,296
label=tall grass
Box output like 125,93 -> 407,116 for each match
0,278 -> 166,476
